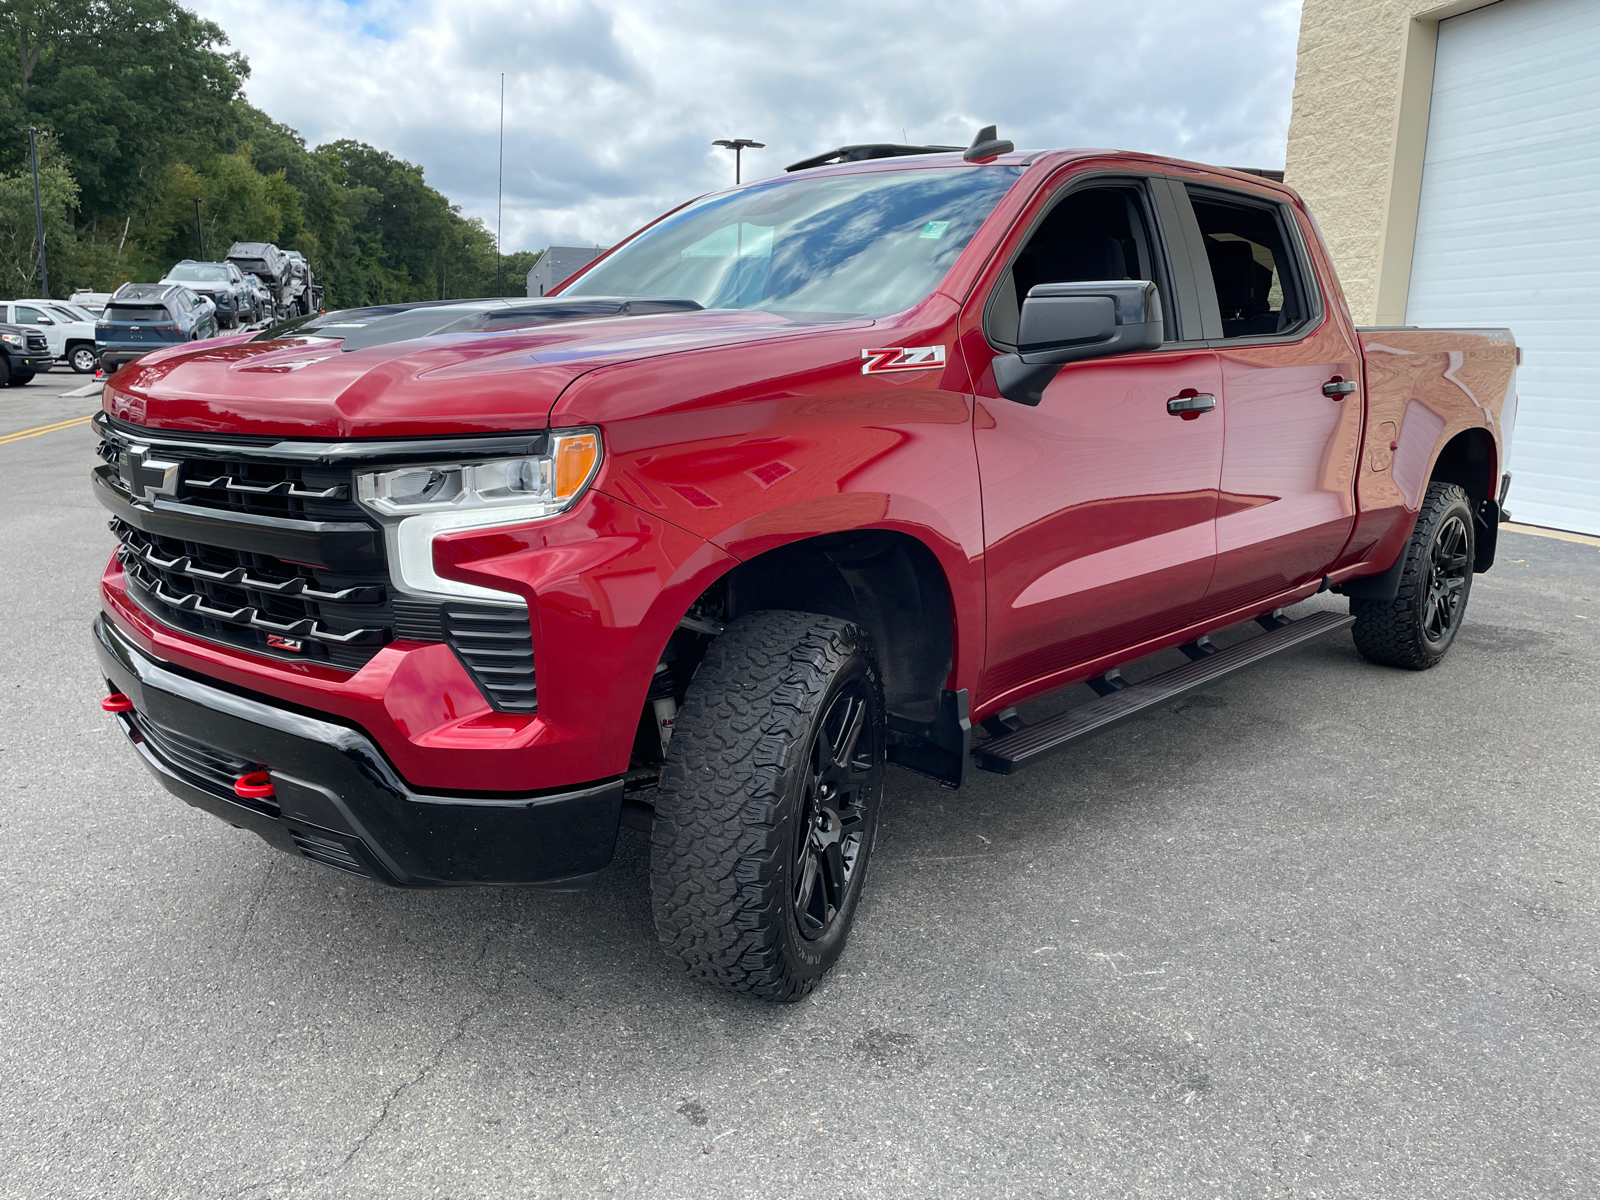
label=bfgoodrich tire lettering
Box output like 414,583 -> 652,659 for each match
650,610 -> 885,1003
1351,481 -> 1475,670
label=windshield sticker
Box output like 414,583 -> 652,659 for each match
918,221 -> 951,239
861,346 -> 946,375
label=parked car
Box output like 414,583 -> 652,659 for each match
280,249 -> 321,315
0,300 -> 97,372
95,282 -> 219,372
244,275 -> 275,325
45,300 -> 100,325
91,133 -> 1518,1003
25,298 -> 101,372
70,290 -> 113,316
0,322 -> 50,384
160,260 -> 258,329
226,242 -> 300,317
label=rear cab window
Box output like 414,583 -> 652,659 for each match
1184,186 -> 1317,341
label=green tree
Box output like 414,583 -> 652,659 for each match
4,0 -> 246,223
0,152 -> 76,294
1,2 -> 535,306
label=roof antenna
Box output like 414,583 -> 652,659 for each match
963,124 -> 1014,162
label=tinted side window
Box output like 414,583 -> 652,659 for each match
988,183 -> 1169,349
17,305 -> 47,322
1187,190 -> 1308,339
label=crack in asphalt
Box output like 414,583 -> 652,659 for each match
337,920 -> 506,1172
225,915 -> 509,1197
230,860 -> 277,962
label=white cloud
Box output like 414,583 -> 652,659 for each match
190,0 -> 1304,255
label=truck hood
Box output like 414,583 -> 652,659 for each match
105,303 -> 861,439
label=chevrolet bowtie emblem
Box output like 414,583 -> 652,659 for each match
122,445 -> 181,500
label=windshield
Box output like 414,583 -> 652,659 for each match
565,165 -> 1022,319
166,264 -> 228,283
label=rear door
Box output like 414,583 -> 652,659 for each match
1176,182 -> 1364,612
963,173 -> 1225,709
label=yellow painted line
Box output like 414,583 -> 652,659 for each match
1502,522 -> 1600,548
0,413 -> 95,445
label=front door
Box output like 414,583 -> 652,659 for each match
964,178 -> 1225,710
1181,185 -> 1364,612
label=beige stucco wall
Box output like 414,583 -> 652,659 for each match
1285,0 -> 1500,325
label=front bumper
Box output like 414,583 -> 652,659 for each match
94,614 -> 623,888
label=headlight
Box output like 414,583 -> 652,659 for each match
1,333 -> 21,348
355,428 -> 601,601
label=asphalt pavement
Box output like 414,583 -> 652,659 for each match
2,383 -> 1597,1198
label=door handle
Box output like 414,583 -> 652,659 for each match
1322,377 -> 1357,398
1167,391 -> 1216,418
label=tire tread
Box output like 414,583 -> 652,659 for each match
649,610 -> 877,1002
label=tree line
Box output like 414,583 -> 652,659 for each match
0,0 -> 537,306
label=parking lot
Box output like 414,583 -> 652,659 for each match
2,380 -> 1597,1199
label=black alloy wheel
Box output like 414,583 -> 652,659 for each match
651,610 -> 886,1002
792,683 -> 876,940
1352,480 -> 1476,669
1422,512 -> 1471,642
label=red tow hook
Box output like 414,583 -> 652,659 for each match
234,770 -> 276,800
101,693 -> 134,713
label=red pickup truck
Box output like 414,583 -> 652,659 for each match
93,130 -> 1517,1003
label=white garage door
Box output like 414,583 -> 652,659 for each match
1406,0 -> 1600,534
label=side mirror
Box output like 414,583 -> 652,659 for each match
992,280 -> 1163,405
35,314 -> 55,325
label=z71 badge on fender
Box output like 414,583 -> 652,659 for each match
860,346 -> 946,375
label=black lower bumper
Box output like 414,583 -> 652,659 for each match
99,349 -> 156,371
93,615 -> 622,888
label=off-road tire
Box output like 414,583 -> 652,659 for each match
1351,481 -> 1475,670
650,610 -> 886,1003
68,344 -> 97,374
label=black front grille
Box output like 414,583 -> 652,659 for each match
174,456 -> 357,523
291,830 -> 370,876
97,417 -> 537,706
113,519 -> 393,670
26,332 -> 47,354
129,710 -> 273,812
443,604 -> 538,712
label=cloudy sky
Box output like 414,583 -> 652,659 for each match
187,0 -> 1305,255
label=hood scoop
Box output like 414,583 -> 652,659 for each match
253,296 -> 703,354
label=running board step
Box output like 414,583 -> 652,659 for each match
972,610 -> 1355,775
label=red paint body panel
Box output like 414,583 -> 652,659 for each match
94,147 -> 1515,795
101,491 -> 733,791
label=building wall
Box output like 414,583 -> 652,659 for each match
1285,0 -> 1500,324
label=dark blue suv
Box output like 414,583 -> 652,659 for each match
96,283 -> 220,371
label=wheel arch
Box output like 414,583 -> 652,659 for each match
1428,426 -> 1500,571
693,527 -> 959,722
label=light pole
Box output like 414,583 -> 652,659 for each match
712,138 -> 764,185
194,197 -> 205,259
24,126 -> 48,297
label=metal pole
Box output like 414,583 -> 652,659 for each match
194,197 -> 205,259
735,146 -> 742,186
27,127 -> 48,297
497,73 -> 505,297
